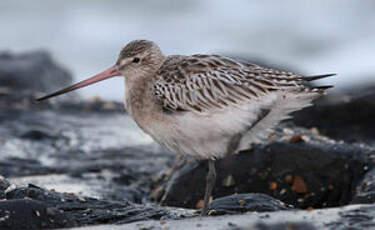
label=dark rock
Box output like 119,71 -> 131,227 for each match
122,203 -> 375,229
0,176 -> 10,191
0,99 -> 172,204
293,87 -> 375,144
0,199 -> 74,229
0,158 -> 57,177
254,222 -> 317,230
3,184 -> 191,228
332,205 -> 375,229
0,176 -> 9,200
0,51 -> 72,93
0,50 -> 125,111
161,138 -> 373,209
20,129 -> 57,140
351,168 -> 375,204
208,193 -> 292,215
0,50 -> 77,110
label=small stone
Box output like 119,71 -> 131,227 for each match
311,127 -> 320,135
269,182 -> 278,190
285,174 -> 293,184
289,134 -> 304,143
163,169 -> 172,177
238,199 -> 246,206
4,184 -> 16,194
196,200 -> 204,209
207,210 -> 215,216
196,197 -> 213,209
150,186 -> 165,201
103,102 -> 116,110
268,131 -> 277,138
280,188 -> 287,195
222,175 -> 236,187
90,96 -> 102,103
0,175 -> 10,191
292,175 -> 308,194
283,128 -> 294,135
160,216 -> 167,225
301,135 -> 311,142
46,207 -> 56,216
76,197 -> 86,203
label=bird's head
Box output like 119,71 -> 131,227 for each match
116,40 -> 164,78
37,40 -> 164,101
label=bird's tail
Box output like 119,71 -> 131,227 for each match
303,73 -> 336,82
303,73 -> 336,93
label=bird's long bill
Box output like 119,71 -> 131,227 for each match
37,65 -> 121,101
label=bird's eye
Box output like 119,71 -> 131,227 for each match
133,57 -> 140,63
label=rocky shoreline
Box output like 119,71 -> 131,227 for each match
1,51 -> 375,229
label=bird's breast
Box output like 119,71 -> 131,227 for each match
124,79 -> 169,136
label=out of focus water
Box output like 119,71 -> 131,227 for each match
1,0 -> 375,101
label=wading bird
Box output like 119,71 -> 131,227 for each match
37,40 -> 333,216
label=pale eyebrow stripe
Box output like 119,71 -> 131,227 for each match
117,59 -> 129,70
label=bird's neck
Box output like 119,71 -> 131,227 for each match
124,76 -> 162,130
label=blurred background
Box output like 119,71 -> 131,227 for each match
1,0 -> 374,101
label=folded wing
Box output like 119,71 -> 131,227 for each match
152,54 -> 332,114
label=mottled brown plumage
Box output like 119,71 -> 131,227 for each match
37,39 -> 334,216
153,54 -> 330,114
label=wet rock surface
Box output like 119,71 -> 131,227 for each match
0,183 -> 192,229
208,193 -> 293,215
293,88 -> 375,144
1,51 -> 375,229
0,51 -> 75,107
0,51 -> 72,93
119,204 -> 375,230
160,134 -> 374,210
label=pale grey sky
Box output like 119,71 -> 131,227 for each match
1,0 -> 375,100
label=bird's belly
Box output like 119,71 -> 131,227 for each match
147,120 -> 236,159
148,101 -> 275,159
131,91 -> 320,160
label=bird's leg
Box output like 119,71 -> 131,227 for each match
201,159 -> 216,216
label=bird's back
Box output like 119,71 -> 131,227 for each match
136,54 -> 333,159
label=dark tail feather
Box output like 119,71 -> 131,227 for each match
303,73 -> 336,81
308,85 -> 334,95
315,85 -> 334,90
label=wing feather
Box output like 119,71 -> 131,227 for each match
152,55 -> 325,114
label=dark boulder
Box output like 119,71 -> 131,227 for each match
0,50 -> 76,109
0,199 -> 74,230
1,184 -> 191,228
351,168 -> 375,204
254,222 -> 317,230
160,133 -> 374,210
0,51 -> 72,94
293,87 -> 375,144
208,193 -> 292,215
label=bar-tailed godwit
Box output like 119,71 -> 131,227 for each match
37,40 -> 334,216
